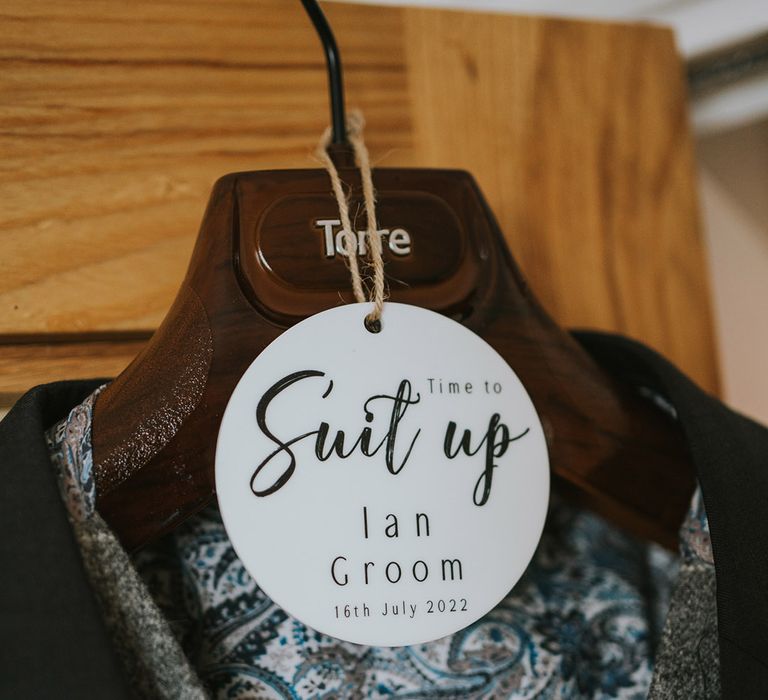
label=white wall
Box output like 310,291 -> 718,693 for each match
698,120 -> 768,423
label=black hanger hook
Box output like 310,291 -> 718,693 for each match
300,0 -> 347,146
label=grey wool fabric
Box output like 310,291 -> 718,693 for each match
650,561 -> 720,698
46,388 -> 207,700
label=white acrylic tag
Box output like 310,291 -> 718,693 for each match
215,302 -> 549,647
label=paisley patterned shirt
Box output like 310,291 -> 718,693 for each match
47,388 -> 712,699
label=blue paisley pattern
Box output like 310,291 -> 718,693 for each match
50,389 -> 680,699
133,499 -> 674,699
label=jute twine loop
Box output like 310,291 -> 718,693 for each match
315,110 -> 386,330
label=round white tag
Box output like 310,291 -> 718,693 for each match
216,302 -> 549,647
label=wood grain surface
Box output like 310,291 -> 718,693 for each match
0,337 -> 148,405
0,1 -> 719,401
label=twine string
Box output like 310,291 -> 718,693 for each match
315,111 -> 386,329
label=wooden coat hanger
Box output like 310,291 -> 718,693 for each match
91,0 -> 694,552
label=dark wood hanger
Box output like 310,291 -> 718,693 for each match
90,1 -> 694,553
92,164 -> 694,551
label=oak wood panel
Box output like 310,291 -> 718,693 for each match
404,12 -> 717,393
0,338 -> 148,405
1,1 -> 411,336
0,1 -> 719,396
